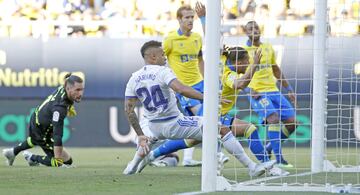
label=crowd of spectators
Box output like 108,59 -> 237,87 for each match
0,0 -> 358,38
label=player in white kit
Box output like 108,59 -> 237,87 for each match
123,40 -> 274,176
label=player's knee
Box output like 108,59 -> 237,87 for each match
283,117 -> 297,131
185,139 -> 201,147
64,158 -> 73,165
189,104 -> 201,116
164,153 -> 179,163
266,113 -> 280,124
219,126 -> 231,137
285,123 -> 297,134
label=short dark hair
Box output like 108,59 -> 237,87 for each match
177,5 -> 193,19
223,46 -> 248,63
64,73 -> 83,87
140,40 -> 162,58
245,20 -> 258,28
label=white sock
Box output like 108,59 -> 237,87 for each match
183,147 -> 195,162
128,150 -> 144,168
222,131 -> 256,170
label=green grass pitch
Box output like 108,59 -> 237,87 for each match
0,147 -> 358,195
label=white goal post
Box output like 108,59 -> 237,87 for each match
202,0 -> 360,193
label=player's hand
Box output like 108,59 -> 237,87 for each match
287,91 -> 296,105
138,135 -> 150,156
221,45 -> 230,56
250,89 -> 261,99
253,48 -> 262,65
195,2 -> 206,18
220,98 -> 232,104
54,157 -> 64,167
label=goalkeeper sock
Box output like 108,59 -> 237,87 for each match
222,131 -> 256,170
153,139 -> 188,159
246,126 -> 269,162
14,137 -> 34,156
268,124 -> 283,163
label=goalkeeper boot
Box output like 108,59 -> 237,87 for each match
276,159 -> 294,169
23,151 -> 39,166
3,148 -> 15,166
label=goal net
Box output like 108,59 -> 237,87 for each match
203,0 -> 360,193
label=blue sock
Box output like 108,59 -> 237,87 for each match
248,130 -> 269,162
197,104 -> 203,116
152,140 -> 188,159
268,130 -> 283,163
266,128 -> 289,156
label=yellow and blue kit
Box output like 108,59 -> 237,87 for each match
219,55 -> 269,162
163,29 -> 204,116
244,41 -> 294,124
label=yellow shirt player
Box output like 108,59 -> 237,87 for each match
219,46 -> 288,176
164,30 -> 203,87
219,47 -> 267,161
244,21 -> 297,168
163,5 -> 204,117
162,5 -> 203,167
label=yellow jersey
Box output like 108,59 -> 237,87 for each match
220,55 -> 243,115
244,42 -> 278,92
163,29 -> 203,86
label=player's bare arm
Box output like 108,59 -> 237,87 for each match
198,55 -> 204,77
195,1 -> 206,33
272,65 -> 296,104
124,97 -> 150,154
169,79 -> 203,100
195,2 -> 205,18
234,49 -> 262,90
54,146 -> 63,160
125,98 -> 143,136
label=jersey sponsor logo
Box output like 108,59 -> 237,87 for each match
52,111 -> 60,122
256,64 -> 272,71
180,54 -> 198,62
180,54 -> 189,62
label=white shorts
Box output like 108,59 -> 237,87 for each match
139,119 -> 166,148
146,114 -> 203,141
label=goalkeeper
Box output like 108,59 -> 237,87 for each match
2,73 -> 84,167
